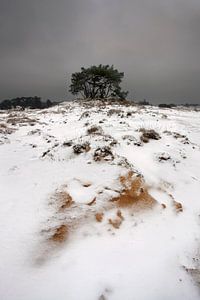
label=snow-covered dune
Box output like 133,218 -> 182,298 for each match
0,101 -> 200,300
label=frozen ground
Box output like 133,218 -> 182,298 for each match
0,100 -> 200,300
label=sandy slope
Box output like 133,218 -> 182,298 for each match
0,101 -> 200,300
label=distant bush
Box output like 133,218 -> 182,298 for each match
0,97 -> 54,110
158,103 -> 176,108
183,103 -> 199,107
137,100 -> 150,106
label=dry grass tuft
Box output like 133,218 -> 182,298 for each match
93,146 -> 114,162
0,123 -> 15,134
73,142 -> 90,154
140,129 -> 161,143
87,125 -> 103,135
0,123 -> 7,128
7,115 -> 36,125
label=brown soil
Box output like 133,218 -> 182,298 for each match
49,224 -> 68,242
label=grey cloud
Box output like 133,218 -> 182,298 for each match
0,0 -> 200,104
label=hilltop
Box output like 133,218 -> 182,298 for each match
0,100 -> 200,300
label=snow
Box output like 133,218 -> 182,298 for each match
0,102 -> 200,299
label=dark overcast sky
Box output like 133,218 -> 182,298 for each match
1,0 -> 200,104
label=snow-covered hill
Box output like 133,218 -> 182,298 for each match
0,100 -> 200,300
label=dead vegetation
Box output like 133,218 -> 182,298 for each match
0,123 -> 7,129
73,142 -> 90,154
98,295 -> 107,300
6,114 -> 37,126
122,134 -> 141,146
42,149 -> 51,158
0,123 -> 15,134
102,134 -> 118,146
79,98 -> 134,109
158,153 -> 171,162
87,125 -> 103,135
122,135 -> 136,142
27,128 -> 41,136
140,129 -> 161,143
93,146 -> 114,162
107,108 -> 123,116
62,140 -> 73,147
183,266 -> 200,288
79,111 -> 90,119
164,130 -> 190,144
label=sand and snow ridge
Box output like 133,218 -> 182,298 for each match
0,100 -> 200,300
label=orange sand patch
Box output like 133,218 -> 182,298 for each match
173,200 -> 183,213
117,209 -> 124,220
109,209 -> 124,229
109,217 -> 122,229
95,212 -> 104,222
168,193 -> 183,213
111,171 -> 156,209
45,171 -> 156,248
49,224 -> 68,243
55,191 -> 73,210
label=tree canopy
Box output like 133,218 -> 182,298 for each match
69,64 -> 128,100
